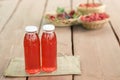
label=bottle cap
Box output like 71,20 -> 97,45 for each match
25,26 -> 38,32
42,24 -> 55,31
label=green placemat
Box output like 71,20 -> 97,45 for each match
4,56 -> 81,77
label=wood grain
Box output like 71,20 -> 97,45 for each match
0,0 -> 47,80
103,0 -> 120,44
29,0 -> 73,80
0,0 -> 21,78
29,76 -> 72,80
72,0 -> 120,80
0,0 -> 20,32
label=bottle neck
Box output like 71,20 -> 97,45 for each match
26,32 -> 38,36
43,30 -> 54,33
26,31 -> 37,33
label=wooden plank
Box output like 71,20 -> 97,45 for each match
29,76 -> 72,80
103,0 -> 120,44
72,0 -> 120,80
29,0 -> 73,80
0,0 -> 20,32
0,0 -> 46,80
0,0 -> 21,78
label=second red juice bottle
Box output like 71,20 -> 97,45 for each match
41,24 -> 57,72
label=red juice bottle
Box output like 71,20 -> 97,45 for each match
41,24 -> 57,72
24,26 -> 41,74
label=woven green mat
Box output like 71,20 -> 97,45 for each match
4,56 -> 81,77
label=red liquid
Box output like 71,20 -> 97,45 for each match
24,32 -> 41,74
41,31 -> 57,72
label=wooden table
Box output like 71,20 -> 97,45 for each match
0,0 -> 120,80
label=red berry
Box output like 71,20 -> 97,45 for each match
81,17 -> 85,21
69,10 -> 75,16
57,14 -> 65,19
49,15 -> 55,20
81,13 -> 109,22
79,4 -> 84,7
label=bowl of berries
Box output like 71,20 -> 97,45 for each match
45,7 -> 81,27
79,13 -> 109,29
77,3 -> 106,14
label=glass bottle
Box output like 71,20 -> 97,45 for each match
41,24 -> 57,72
24,26 -> 41,74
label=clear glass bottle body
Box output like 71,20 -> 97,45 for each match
24,32 -> 41,74
41,31 -> 57,72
